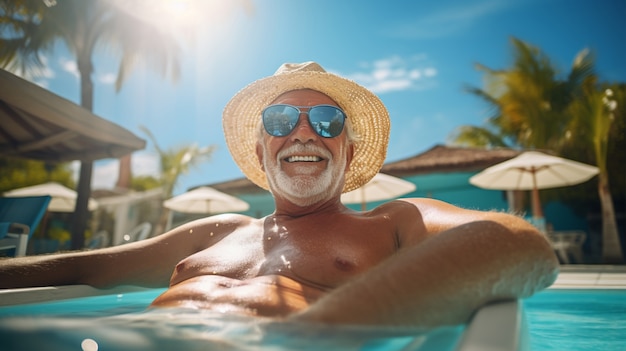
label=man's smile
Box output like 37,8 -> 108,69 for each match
285,155 -> 323,163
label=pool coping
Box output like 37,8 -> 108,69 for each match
549,264 -> 626,289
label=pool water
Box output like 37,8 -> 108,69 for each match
0,289 -> 463,351
0,288 -> 624,350
524,289 -> 626,351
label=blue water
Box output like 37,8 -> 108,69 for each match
524,289 -> 626,351
0,289 -> 463,351
0,288 -> 624,350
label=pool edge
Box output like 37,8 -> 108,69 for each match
0,284 -> 151,306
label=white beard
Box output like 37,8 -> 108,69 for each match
262,143 -> 347,207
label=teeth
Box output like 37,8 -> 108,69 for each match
286,155 -> 321,162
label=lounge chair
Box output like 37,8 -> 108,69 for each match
87,230 -> 110,249
121,222 -> 152,244
548,231 -> 587,264
0,195 -> 52,257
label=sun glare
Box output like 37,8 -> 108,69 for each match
109,0 -> 246,34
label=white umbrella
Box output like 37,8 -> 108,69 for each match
469,151 -> 599,219
163,187 -> 249,214
4,182 -> 98,212
341,173 -> 416,210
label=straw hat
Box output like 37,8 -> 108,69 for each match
223,62 -> 390,193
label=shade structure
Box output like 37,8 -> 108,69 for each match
4,182 -> 98,212
341,173 -> 416,210
164,187 -> 250,214
0,69 -> 146,162
469,151 -> 599,219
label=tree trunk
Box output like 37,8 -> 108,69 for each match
598,172 -> 623,263
71,161 -> 93,250
116,154 -> 132,189
71,55 -> 94,250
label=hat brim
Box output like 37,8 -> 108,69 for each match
223,70 -> 390,193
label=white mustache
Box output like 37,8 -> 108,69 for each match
276,144 -> 332,161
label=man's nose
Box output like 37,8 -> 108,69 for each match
290,114 -> 317,143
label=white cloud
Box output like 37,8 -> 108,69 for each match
98,72 -> 117,85
59,57 -> 79,78
132,151 -> 160,177
92,160 -> 118,189
338,56 -> 438,94
83,151 -> 160,190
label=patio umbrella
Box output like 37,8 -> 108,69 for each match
163,187 -> 250,214
4,182 -> 98,212
341,173 -> 416,210
469,151 -> 599,220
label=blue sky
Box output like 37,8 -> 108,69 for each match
28,0 -> 626,195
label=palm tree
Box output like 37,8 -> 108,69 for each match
567,78 -> 624,263
451,37 -> 623,263
452,38 -> 593,150
0,0 -> 181,249
139,126 -> 215,234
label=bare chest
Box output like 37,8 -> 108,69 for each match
169,215 -> 399,289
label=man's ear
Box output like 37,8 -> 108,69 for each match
256,143 -> 265,171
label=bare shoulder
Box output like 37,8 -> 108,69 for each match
398,197 -> 520,227
368,199 -> 425,226
368,199 -> 428,247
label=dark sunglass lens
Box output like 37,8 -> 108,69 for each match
262,105 -> 299,136
309,106 -> 345,138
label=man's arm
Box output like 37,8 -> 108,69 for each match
292,198 -> 559,327
0,215 -> 238,289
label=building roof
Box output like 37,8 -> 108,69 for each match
381,144 -> 522,177
199,177 -> 268,195
0,69 -> 145,162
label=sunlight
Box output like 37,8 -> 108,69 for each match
109,0 -> 248,34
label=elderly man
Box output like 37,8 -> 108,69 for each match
0,62 -> 558,327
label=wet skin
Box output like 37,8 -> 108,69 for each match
149,203 -> 409,317
151,90 -> 413,316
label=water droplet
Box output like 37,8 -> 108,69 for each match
81,338 -> 98,351
210,232 -> 214,236
189,229 -> 193,234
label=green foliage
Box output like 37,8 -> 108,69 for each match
447,125 -> 508,148
0,157 -> 74,193
451,37 -> 625,262
130,175 -> 161,192
456,38 -> 593,150
450,37 -> 624,202
139,125 -> 215,198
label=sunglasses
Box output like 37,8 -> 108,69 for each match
261,104 -> 347,138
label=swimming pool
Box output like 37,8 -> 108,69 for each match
0,282 -> 623,350
0,286 -> 467,351
524,289 -> 626,351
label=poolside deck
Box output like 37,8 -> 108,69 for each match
550,264 -> 626,289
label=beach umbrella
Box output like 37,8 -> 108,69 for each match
4,182 -> 98,212
469,151 -> 599,220
341,173 -> 416,210
163,187 -> 250,214
164,187 -> 250,231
